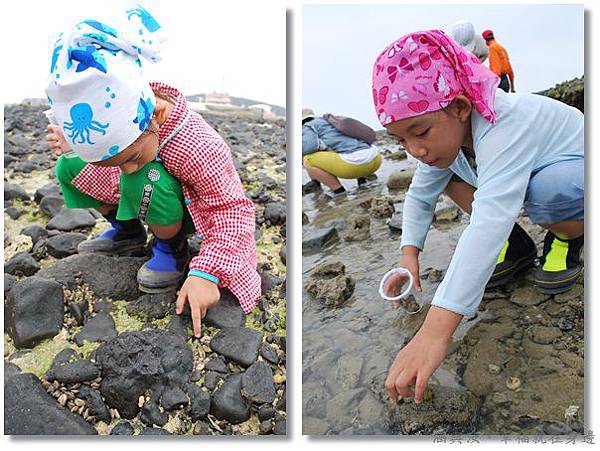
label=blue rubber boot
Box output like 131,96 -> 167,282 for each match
137,228 -> 190,292
77,211 -> 147,255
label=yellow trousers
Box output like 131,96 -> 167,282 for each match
304,151 -> 382,179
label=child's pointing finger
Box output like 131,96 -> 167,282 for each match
190,302 -> 202,338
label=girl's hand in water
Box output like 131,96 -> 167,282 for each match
385,306 -> 462,404
176,276 -> 221,338
46,124 -> 71,156
384,250 -> 422,309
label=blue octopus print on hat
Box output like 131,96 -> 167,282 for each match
127,5 -> 161,33
45,3 -> 165,163
133,95 -> 155,131
63,103 -> 109,145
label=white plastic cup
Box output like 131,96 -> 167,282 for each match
44,109 -> 77,159
43,108 -> 57,125
379,267 -> 423,314
379,267 -> 414,301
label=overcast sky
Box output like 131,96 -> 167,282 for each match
1,0 -> 285,106
303,4 -> 584,129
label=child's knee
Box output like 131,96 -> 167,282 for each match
55,155 -> 86,186
148,221 -> 183,239
55,157 -> 71,186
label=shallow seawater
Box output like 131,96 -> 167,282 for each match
302,153 -> 472,434
302,149 -> 585,436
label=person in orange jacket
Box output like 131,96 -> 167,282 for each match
482,29 -> 515,93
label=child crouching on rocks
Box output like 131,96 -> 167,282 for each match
373,31 -> 583,404
45,6 -> 261,337
302,110 -> 382,196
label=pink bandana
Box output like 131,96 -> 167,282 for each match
372,30 -> 500,127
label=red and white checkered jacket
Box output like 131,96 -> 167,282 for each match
71,82 -> 261,313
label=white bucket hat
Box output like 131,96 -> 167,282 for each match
450,20 -> 489,63
451,21 -> 477,53
45,4 -> 165,162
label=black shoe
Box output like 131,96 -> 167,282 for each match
77,210 -> 147,255
486,223 -> 537,289
137,228 -> 191,292
357,177 -> 368,186
533,232 -> 583,294
302,179 -> 322,195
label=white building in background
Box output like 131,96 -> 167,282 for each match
204,92 -> 233,106
249,104 -> 276,120
186,92 -> 284,120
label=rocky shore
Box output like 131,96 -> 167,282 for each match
301,86 -> 584,435
4,103 -> 287,435
538,76 -> 584,113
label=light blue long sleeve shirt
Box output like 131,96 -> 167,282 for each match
400,89 -> 584,317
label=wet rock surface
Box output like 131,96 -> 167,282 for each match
4,361 -> 22,383
5,104 -> 286,435
48,358 -> 101,384
211,373 -> 251,424
5,276 -> 64,348
77,385 -> 112,423
47,208 -> 96,231
20,224 -> 48,244
241,361 -> 276,404
184,383 -> 211,420
302,226 -> 339,252
46,232 -> 88,258
110,421 -> 135,435
203,289 -> 245,329
434,197 -> 461,223
40,195 -> 66,217
369,196 -> 395,218
387,167 -> 415,191
302,121 -> 583,435
96,330 -> 193,419
210,327 -> 264,367
387,386 -> 480,435
75,312 -> 118,346
5,183 -> 30,201
5,373 -> 97,435
538,76 -> 584,112
125,292 -> 175,320
304,261 -> 355,308
38,254 -> 144,300
5,252 -> 40,276
343,214 -> 371,241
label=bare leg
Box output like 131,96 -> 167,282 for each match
148,221 -> 182,240
444,180 -> 475,214
446,180 -> 584,240
96,204 -> 117,215
303,156 -> 343,191
541,221 -> 584,241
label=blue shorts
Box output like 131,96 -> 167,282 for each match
523,158 -> 584,225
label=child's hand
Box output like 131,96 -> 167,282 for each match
385,250 -> 422,309
46,124 -> 71,156
176,276 -> 221,338
385,327 -> 448,404
385,306 -> 462,403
